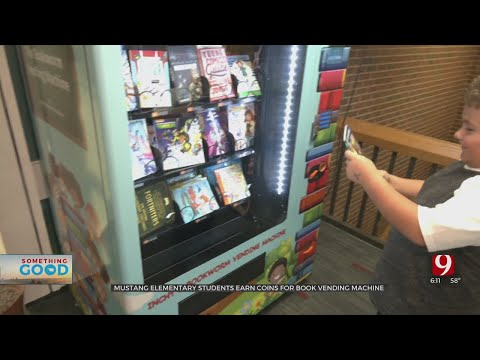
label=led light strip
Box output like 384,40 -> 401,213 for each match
277,45 -> 299,195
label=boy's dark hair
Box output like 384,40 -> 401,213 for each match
268,257 -> 288,282
464,75 -> 480,109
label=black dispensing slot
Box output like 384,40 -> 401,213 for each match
178,253 -> 266,315
143,216 -> 262,285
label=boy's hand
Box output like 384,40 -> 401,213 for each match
344,150 -> 379,185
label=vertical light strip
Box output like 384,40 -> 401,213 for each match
276,45 -> 299,195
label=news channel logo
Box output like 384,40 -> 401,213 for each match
432,254 -> 455,276
430,254 -> 461,284
0,255 -> 72,285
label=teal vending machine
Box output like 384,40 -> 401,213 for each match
17,45 -> 346,314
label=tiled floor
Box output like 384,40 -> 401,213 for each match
25,221 -> 382,315
262,221 -> 382,315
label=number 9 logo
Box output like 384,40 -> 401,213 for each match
432,255 -> 455,276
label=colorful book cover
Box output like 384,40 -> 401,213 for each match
169,174 -> 203,189
146,124 -> 162,167
128,119 -> 157,180
306,153 -> 330,195
171,177 -> 219,224
299,187 -> 327,214
318,89 -> 344,112
167,45 -> 204,105
147,124 -> 158,149
121,47 -> 138,111
306,142 -> 334,162
214,162 -> 250,205
153,119 -> 176,163
295,228 -> 318,253
227,102 -> 256,150
317,69 -> 346,91
316,111 -> 334,128
296,239 -> 317,266
319,47 -> 351,71
227,55 -> 262,98
307,167 -> 329,195
312,111 -> 340,133
196,108 -> 233,159
244,102 -> 256,147
154,116 -> 205,171
303,203 -> 324,228
305,153 -> 330,179
312,112 -> 332,137
166,171 -> 198,187
203,159 -> 239,202
197,47 -> 235,102
135,181 -> 176,237
313,123 -> 337,147
129,50 -> 172,108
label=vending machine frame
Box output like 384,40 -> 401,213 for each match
17,45 -> 340,315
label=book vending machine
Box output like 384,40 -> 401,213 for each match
15,45 -> 348,314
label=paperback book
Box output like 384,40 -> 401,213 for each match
227,55 -> 262,98
129,50 -> 172,108
128,119 -> 157,180
197,108 -> 233,159
227,102 -> 256,150
319,47 -> 351,71
197,46 -> 234,102
121,47 -> 138,111
170,176 -> 219,223
168,45 -> 204,105
213,162 -> 250,205
317,69 -> 346,92
135,181 -> 176,237
154,116 -> 205,171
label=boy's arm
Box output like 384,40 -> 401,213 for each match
363,172 -> 426,247
345,151 -> 425,247
380,170 -> 424,200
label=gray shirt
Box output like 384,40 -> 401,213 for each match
370,161 -> 480,314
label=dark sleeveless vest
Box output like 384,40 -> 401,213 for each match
370,161 -> 480,314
